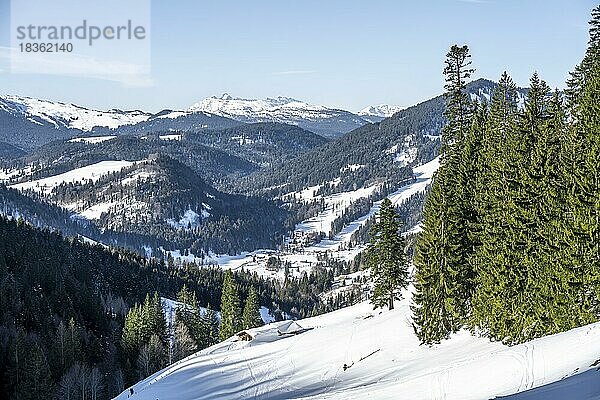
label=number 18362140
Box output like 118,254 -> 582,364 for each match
19,42 -> 73,52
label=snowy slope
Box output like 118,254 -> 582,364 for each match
9,160 -> 136,194
291,156 -> 438,250
68,135 -> 117,144
0,95 -> 151,131
167,157 -> 440,281
114,289 -> 600,400
498,368 -> 600,400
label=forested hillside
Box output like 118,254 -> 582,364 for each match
0,215 -> 346,399
227,78 -> 526,199
9,155 -> 291,255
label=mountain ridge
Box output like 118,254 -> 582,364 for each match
187,93 -> 370,138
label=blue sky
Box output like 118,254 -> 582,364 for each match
0,0 -> 596,112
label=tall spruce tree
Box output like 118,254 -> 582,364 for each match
459,98 -> 488,299
469,72 -> 520,338
470,71 -> 531,341
151,292 -> 168,345
242,287 -> 264,330
176,285 -> 204,347
364,198 -> 409,310
566,6 -> 600,319
121,304 -> 143,355
219,270 -> 242,340
200,304 -> 220,349
565,6 -> 600,117
471,70 -> 595,343
412,45 -> 476,344
502,73 -> 557,342
415,6 -> 600,347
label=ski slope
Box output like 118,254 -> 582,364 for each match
114,288 -> 600,400
168,156 -> 441,281
289,156 -> 438,244
296,155 -> 439,253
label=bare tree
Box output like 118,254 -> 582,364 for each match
56,321 -> 67,369
88,367 -> 104,400
172,320 -> 197,363
58,364 -> 79,400
137,344 -> 151,379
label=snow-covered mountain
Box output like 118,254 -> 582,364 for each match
358,104 -> 404,122
0,95 -> 152,131
3,153 -> 288,254
188,94 -> 369,138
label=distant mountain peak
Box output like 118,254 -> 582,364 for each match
358,104 -> 404,118
357,104 -> 404,123
187,94 -> 369,138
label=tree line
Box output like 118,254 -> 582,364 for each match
0,214 -> 346,399
413,6 -> 600,345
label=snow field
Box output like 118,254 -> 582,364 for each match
3,95 -> 150,131
115,289 -> 600,400
68,136 -> 117,144
10,160 -> 136,194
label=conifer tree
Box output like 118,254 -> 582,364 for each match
140,294 -> 154,343
121,292 -> 167,368
364,198 -> 409,310
176,284 -> 194,307
469,72 -> 518,336
121,304 -> 142,355
500,73 -> 556,342
412,45 -> 476,344
242,286 -> 264,329
470,72 -> 587,343
219,270 -> 242,340
66,318 -> 81,370
201,304 -> 220,348
565,6 -> 600,117
176,285 -> 204,346
566,6 -> 600,319
412,174 -> 461,343
442,45 -> 475,152
151,292 -> 168,345
458,98 -> 488,304
536,90 -> 591,330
